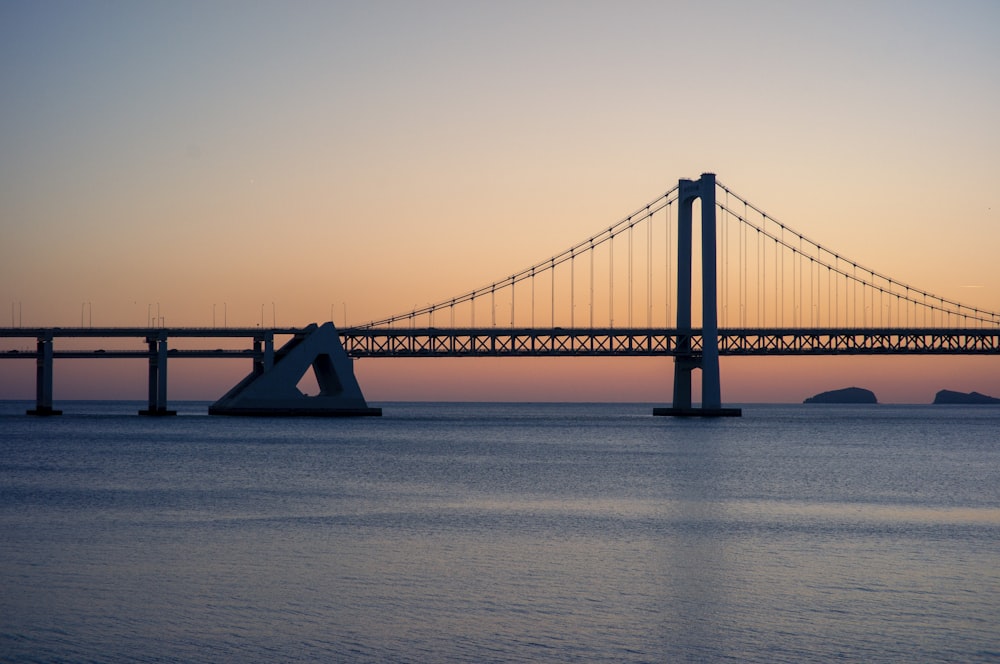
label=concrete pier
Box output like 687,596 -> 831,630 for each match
209,323 -> 382,416
26,333 -> 61,415
138,332 -> 175,416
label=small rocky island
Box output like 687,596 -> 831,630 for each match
933,390 -> 1000,405
803,387 -> 878,404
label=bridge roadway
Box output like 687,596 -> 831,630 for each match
2,326 -> 999,359
0,327 -> 304,360
340,327 -> 1000,357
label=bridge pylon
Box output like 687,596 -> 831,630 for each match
654,173 -> 741,417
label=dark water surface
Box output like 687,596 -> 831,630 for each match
2,401 -> 999,662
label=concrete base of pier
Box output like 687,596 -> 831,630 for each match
209,405 -> 381,417
138,408 -> 178,416
26,406 -> 62,416
653,407 -> 742,417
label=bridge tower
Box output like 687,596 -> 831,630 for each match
655,173 -> 741,417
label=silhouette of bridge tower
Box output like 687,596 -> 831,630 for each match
654,173 -> 740,416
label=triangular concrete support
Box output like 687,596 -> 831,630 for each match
209,322 -> 381,416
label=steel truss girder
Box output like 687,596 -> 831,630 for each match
339,328 -> 1000,358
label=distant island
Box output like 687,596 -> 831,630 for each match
804,387 -> 878,404
933,390 -> 1000,405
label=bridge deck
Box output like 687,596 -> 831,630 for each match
340,327 -> 1000,357
0,327 -> 305,360
0,327 -> 305,338
1,327 -> 997,359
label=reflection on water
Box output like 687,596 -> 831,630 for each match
1,402 -> 999,662
728,499 -> 1000,526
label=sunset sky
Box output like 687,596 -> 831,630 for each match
2,1 -> 998,404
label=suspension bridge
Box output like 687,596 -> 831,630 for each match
3,173 -> 998,416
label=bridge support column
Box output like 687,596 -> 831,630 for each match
654,173 -> 740,417
209,322 -> 380,416
27,334 -> 61,415
140,332 -> 176,416
254,333 -> 274,372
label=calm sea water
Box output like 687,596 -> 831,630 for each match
1,401 -> 998,663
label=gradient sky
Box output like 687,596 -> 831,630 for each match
1,0 -> 998,403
